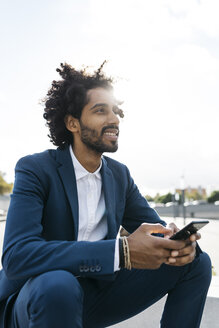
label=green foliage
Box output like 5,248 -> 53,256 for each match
207,190 -> 219,203
154,192 -> 172,204
0,172 -> 13,195
185,190 -> 203,201
145,189 -> 219,205
212,266 -> 217,276
145,195 -> 154,202
154,193 -> 160,203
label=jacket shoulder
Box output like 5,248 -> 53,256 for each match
102,155 -> 127,170
102,156 -> 131,183
16,148 -> 57,168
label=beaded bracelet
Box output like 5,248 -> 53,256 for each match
119,236 -> 132,270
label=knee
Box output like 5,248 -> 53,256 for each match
197,252 -> 212,286
29,270 -> 83,309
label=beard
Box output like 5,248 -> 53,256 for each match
79,121 -> 119,154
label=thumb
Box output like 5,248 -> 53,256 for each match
141,223 -> 172,235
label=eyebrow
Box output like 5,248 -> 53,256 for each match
89,103 -> 108,110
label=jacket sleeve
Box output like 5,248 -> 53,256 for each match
2,156 -> 116,280
120,166 -> 203,256
121,166 -> 167,234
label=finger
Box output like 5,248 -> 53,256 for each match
161,249 -> 172,258
162,238 -> 186,250
164,234 -> 172,239
167,244 -> 196,265
164,223 -> 174,238
141,223 -> 173,235
170,250 -> 179,257
168,222 -> 180,233
167,251 -> 196,266
171,242 -> 196,257
165,257 -> 177,264
189,232 -> 201,242
167,223 -> 175,232
165,223 -> 180,239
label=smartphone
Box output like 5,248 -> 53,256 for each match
170,220 -> 209,240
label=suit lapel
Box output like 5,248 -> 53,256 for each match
101,158 -> 117,239
56,146 -> 79,239
55,147 -> 117,240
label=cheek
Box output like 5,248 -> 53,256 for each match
80,113 -> 107,136
90,121 -> 106,133
82,114 -> 104,127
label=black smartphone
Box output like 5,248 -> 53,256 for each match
170,220 -> 209,240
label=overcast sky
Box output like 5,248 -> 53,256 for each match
0,0 -> 218,196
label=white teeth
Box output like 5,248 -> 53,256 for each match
104,132 -> 116,136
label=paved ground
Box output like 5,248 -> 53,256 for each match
111,294 -> 219,328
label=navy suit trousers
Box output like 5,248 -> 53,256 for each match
8,252 -> 211,328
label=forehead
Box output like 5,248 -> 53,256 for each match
86,87 -> 115,106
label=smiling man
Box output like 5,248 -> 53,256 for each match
65,87 -> 120,167
0,62 -> 211,328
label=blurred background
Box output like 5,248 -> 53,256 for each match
0,0 -> 219,273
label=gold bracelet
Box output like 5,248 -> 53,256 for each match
122,236 -> 132,270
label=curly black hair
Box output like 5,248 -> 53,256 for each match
43,62 -> 124,147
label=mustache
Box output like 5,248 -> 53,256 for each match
101,125 -> 120,135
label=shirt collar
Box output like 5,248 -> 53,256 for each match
69,145 -> 102,180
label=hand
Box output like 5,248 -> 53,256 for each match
163,222 -> 179,239
165,231 -> 201,266
127,223 -> 186,270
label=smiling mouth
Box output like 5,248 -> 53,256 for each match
103,129 -> 119,140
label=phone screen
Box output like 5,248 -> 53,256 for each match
170,220 -> 209,240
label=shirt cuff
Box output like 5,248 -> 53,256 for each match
114,238 -> 120,272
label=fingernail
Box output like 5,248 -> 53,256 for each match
171,251 -> 179,257
169,258 -> 176,263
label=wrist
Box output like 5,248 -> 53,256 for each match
119,236 -> 132,270
119,238 -> 125,268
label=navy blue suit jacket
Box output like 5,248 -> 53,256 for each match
0,145 -> 165,323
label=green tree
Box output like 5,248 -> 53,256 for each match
155,192 -> 172,204
145,195 -> 154,202
185,190 -> 203,201
154,193 -> 160,203
0,172 -> 13,195
207,190 -> 219,203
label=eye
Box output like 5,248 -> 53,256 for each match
95,108 -> 105,113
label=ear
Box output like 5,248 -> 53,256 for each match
65,115 -> 80,133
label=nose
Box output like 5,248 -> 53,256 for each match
108,109 -> 120,125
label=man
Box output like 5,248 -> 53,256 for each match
0,62 -> 211,328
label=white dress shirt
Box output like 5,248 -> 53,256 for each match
69,145 -> 119,271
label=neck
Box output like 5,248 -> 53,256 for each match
72,144 -> 102,173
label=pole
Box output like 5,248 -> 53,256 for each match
182,189 -> 186,225
172,192 -> 176,219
